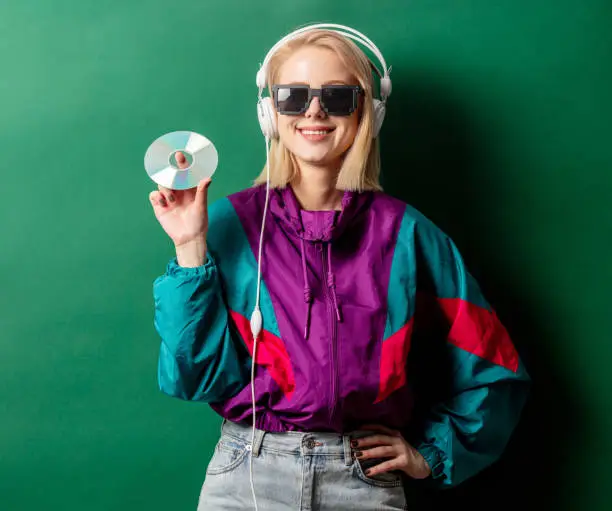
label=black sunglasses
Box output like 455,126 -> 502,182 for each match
272,84 -> 363,116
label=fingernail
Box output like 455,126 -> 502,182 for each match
365,469 -> 371,475
355,451 -> 363,458
351,440 -> 358,448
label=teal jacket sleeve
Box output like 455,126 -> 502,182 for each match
153,254 -> 250,403
409,229 -> 531,488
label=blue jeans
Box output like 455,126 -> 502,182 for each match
198,419 -> 409,510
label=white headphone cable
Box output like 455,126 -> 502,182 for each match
248,134 -> 271,511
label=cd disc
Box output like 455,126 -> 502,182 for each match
144,130 -> 218,190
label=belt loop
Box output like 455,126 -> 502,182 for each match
251,427 -> 266,458
343,434 -> 353,466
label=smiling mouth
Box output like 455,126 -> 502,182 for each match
297,127 -> 335,140
299,128 -> 334,134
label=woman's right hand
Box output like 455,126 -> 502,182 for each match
149,151 -> 211,267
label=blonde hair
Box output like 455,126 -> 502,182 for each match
253,29 -> 382,192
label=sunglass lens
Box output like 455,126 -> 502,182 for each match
321,87 -> 356,115
275,87 -> 309,114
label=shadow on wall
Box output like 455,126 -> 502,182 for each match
380,72 -> 585,511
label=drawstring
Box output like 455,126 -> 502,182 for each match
327,243 -> 342,322
300,238 -> 313,340
300,240 -> 342,340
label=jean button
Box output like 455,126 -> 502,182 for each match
305,438 -> 316,449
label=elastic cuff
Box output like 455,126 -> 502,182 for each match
165,253 -> 216,279
414,443 -> 446,480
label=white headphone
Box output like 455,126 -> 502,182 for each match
247,24 -> 391,511
256,23 -> 392,139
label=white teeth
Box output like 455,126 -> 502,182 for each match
301,130 -> 330,135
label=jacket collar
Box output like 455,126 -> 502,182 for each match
269,185 -> 371,242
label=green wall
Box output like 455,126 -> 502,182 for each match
1,1 -> 610,509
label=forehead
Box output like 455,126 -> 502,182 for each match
277,46 -> 355,85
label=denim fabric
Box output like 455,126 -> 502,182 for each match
198,420 -> 408,510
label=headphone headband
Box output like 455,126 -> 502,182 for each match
256,23 -> 392,101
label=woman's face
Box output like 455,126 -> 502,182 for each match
275,46 -> 361,171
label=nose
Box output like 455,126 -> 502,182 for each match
304,96 -> 326,118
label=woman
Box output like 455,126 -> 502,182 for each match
149,24 -> 530,510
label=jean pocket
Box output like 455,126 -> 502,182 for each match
206,436 -> 249,476
352,457 -> 404,488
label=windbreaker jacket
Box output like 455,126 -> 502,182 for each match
153,184 -> 530,487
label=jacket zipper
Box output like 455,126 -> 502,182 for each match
321,241 -> 339,424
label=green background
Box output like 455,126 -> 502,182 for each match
1,0 -> 610,509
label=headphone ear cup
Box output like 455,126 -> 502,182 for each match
257,97 -> 277,139
372,99 -> 386,138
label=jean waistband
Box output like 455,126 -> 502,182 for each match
220,419 -> 374,466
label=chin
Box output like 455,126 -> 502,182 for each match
289,142 -> 337,165
294,151 -> 339,167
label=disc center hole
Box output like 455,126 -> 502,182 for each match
169,150 -> 194,170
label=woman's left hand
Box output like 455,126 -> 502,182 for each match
352,424 -> 432,480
